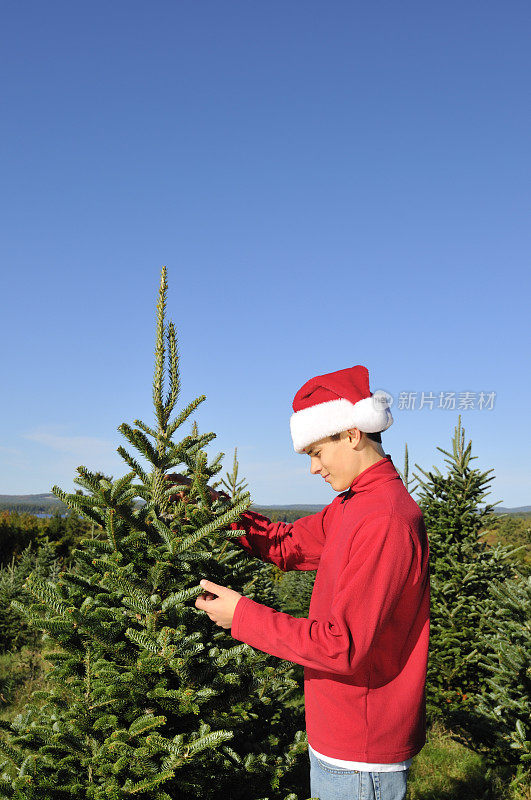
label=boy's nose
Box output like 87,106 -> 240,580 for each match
310,459 -> 321,475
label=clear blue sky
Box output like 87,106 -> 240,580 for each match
1,1 -> 529,508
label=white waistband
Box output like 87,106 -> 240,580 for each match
309,744 -> 412,772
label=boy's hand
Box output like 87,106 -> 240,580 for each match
194,579 -> 243,629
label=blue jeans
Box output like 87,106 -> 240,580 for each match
309,748 -> 409,800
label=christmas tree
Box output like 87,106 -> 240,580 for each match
0,539 -> 64,658
413,417 -> 525,752
475,573 -> 530,780
0,266 -> 311,800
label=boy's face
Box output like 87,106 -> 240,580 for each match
304,430 -> 361,492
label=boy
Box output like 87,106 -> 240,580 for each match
194,365 -> 430,800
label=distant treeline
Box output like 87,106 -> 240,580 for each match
0,497 -> 324,522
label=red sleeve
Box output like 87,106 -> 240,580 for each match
229,506 -> 329,571
230,514 -> 416,675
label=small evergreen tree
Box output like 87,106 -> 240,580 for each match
0,267 -> 310,800
475,573 -> 530,780
413,417 -> 525,750
394,443 -> 418,495
0,541 -> 59,655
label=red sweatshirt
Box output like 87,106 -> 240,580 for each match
229,455 -> 430,762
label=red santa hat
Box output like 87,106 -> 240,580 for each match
290,365 -> 393,453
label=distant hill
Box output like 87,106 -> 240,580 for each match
494,505 -> 531,517
0,493 -> 67,514
0,493 -> 59,503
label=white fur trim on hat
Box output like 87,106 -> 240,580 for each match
290,391 -> 393,454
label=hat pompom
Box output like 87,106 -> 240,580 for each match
353,390 -> 394,433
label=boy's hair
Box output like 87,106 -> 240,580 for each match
330,430 -> 382,444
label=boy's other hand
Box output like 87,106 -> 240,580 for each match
194,579 -> 243,629
164,473 -> 230,503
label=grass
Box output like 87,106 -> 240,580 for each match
408,719 -> 531,800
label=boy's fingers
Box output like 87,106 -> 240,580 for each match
200,579 -> 222,594
195,591 -> 216,607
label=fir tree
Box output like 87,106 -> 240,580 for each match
413,417 -> 525,750
0,267 -> 310,800
475,573 -> 530,779
218,448 -> 248,505
0,541 -> 59,655
394,443 -> 418,496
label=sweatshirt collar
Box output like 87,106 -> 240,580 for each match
341,454 -> 400,501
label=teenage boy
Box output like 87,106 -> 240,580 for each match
194,365 -> 430,800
